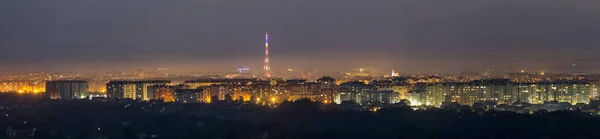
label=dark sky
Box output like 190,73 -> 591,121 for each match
1,0 -> 599,74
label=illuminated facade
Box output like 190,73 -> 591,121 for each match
316,77 -> 338,103
371,90 -> 400,104
337,81 -> 377,105
317,76 -> 337,88
286,81 -> 321,101
46,80 -> 89,100
186,79 -> 291,102
174,88 -> 206,103
206,84 -> 254,101
591,84 -> 599,99
88,79 -> 109,93
0,80 -> 44,93
184,78 -> 256,89
106,80 -> 171,100
419,80 -> 592,107
318,87 -> 338,103
392,85 -> 410,100
521,83 -> 590,104
406,90 -> 424,106
147,85 -> 176,102
424,84 -> 449,106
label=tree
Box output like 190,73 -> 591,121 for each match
250,95 -> 257,104
224,94 -> 234,103
340,100 -> 360,109
211,95 -> 219,103
121,126 -> 137,139
278,99 -> 320,114
441,101 -> 462,112
399,99 -> 411,106
238,96 -> 245,104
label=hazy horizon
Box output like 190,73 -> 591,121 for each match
2,0 -> 599,73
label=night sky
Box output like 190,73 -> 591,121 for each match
1,0 -> 599,74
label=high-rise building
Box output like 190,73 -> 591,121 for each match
106,80 -> 170,100
264,32 -> 272,78
337,81 -> 377,105
174,88 -> 206,103
415,80 -> 592,107
184,78 -> 257,89
317,76 -> 336,89
45,80 -> 89,100
0,81 -> 44,93
147,85 -> 176,102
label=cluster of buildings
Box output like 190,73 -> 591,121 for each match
43,77 -> 338,104
0,80 -> 45,93
407,79 -> 594,106
46,80 -> 89,100
38,76 -> 600,108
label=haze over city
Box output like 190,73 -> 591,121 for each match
5,1 -> 600,139
2,0 -> 599,74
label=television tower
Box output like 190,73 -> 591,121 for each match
264,32 -> 272,78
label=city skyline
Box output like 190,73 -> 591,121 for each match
3,1 -> 600,138
1,0 -> 600,74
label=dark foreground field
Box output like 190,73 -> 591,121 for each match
1,94 -> 599,139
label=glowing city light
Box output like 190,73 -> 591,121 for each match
237,68 -> 250,73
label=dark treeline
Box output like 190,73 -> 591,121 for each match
1,93 -> 599,139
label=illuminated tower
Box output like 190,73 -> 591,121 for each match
264,32 -> 272,78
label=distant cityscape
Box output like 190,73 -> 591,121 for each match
0,69 -> 597,112
4,0 -> 600,138
1,32 -> 598,113
1,34 -> 596,139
